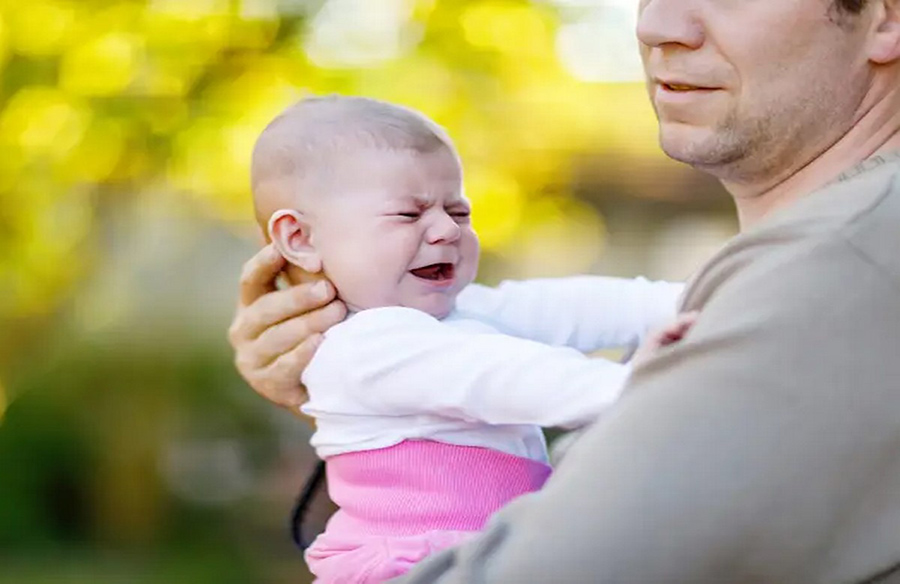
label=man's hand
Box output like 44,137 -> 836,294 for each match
630,311 -> 698,368
227,244 -> 347,413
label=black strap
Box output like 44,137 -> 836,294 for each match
290,459 -> 326,550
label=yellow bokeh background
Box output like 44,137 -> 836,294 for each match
0,1 -> 735,582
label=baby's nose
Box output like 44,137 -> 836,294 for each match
427,212 -> 461,244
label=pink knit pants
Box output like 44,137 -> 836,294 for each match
306,529 -> 474,583
305,440 -> 552,583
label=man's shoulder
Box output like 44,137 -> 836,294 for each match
684,158 -> 900,312
839,167 -> 900,291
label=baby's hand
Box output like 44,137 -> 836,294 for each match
631,311 -> 699,368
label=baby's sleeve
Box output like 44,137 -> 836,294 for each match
456,276 -> 685,351
319,306 -> 631,429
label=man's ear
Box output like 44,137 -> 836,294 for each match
869,0 -> 900,64
267,209 -> 323,273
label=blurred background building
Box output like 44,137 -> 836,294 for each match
0,0 -> 736,581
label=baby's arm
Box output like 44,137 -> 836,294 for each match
310,307 -> 631,429
455,276 -> 685,352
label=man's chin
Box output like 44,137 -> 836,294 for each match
660,129 -> 744,173
659,123 -> 708,162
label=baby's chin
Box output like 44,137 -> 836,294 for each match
355,298 -> 457,320
424,304 -> 454,320
343,297 -> 455,320
410,293 -> 459,320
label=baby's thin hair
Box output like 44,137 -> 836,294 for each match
251,96 -> 456,222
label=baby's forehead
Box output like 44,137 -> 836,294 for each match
325,147 -> 465,201
258,119 -> 458,181
252,97 -> 464,220
258,99 -> 453,159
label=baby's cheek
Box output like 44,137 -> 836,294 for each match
458,259 -> 479,290
325,262 -> 377,309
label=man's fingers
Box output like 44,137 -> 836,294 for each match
229,289 -> 293,348
231,280 -> 338,345
262,333 -> 325,409
239,244 -> 286,307
276,332 -> 324,389
251,299 -> 346,367
231,246 -> 345,413
234,298 -> 346,379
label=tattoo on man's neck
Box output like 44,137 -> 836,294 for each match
833,150 -> 900,184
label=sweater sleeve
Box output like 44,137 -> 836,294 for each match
454,276 -> 684,352
316,307 -> 630,429
395,235 -> 900,583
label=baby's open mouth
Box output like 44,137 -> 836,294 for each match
410,263 -> 455,281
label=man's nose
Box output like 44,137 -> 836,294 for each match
426,212 -> 461,244
637,0 -> 704,51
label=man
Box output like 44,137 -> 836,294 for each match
228,0 -> 900,581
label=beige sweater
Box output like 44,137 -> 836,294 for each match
398,151 -> 900,584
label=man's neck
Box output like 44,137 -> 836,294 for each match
723,96 -> 900,231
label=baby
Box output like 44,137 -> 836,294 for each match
251,95 -> 686,583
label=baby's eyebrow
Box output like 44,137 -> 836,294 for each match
445,199 -> 470,209
395,192 -> 467,208
381,194 -> 426,208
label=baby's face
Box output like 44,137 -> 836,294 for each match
310,147 -> 479,319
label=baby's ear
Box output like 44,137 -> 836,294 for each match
268,209 -> 323,273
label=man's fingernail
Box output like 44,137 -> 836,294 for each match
313,281 -> 329,297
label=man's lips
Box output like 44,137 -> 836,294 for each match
658,81 -> 719,91
410,263 -> 455,282
653,79 -> 723,106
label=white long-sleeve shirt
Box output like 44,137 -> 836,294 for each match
301,276 -> 684,462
